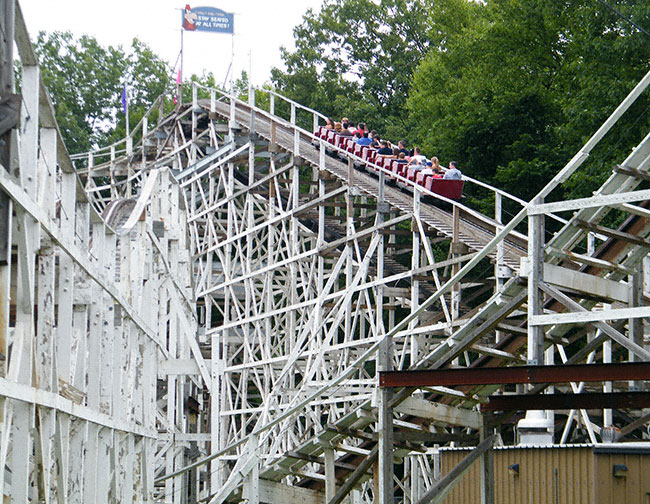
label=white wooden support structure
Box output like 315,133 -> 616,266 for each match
7,6 -> 650,501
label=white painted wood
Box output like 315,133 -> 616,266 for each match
0,378 -> 156,436
395,397 -> 482,430
540,263 -> 629,303
528,188 -> 650,215
258,479 -> 324,504
530,305 -> 650,327
10,16 -> 650,501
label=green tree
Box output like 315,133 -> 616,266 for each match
271,0 -> 469,138
407,0 -> 650,208
35,31 -> 171,154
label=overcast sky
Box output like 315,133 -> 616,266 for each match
19,0 -> 324,87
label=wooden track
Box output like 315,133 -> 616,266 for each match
207,99 -> 527,270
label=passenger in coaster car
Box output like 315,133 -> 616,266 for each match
421,161 -> 434,176
357,132 -> 372,146
397,140 -> 410,156
376,140 -> 393,156
406,147 -> 427,170
334,122 -> 343,132
339,121 -> 353,136
325,117 -> 335,130
443,160 -> 462,180
347,121 -> 357,134
355,122 -> 367,136
430,157 -> 443,178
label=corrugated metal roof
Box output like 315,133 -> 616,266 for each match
439,442 -> 650,452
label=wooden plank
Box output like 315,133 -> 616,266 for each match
539,262 -> 629,303
414,436 -> 495,504
259,479 -> 324,504
394,396 -> 482,430
574,218 -> 650,248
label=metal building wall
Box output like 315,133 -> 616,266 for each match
594,449 -> 650,503
440,446 -> 597,504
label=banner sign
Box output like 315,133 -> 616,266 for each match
182,5 -> 234,34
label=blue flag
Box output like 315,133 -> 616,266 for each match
121,85 -> 127,114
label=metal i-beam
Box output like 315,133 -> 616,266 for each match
379,362 -> 650,388
481,392 -> 650,411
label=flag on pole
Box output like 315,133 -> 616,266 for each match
176,68 -> 182,85
121,85 -> 128,114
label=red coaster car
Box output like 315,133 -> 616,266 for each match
424,178 -> 464,200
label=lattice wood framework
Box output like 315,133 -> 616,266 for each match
0,2 -> 201,502
4,0 -> 650,502
146,76 -> 650,504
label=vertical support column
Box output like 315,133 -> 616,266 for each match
58,159 -> 75,386
10,56 -> 40,504
191,82 -> 198,164
451,205 -> 461,321
479,418 -> 495,504
545,344 -> 555,439
345,158 -> 354,346
289,156 -> 299,355
376,170 -> 393,504
36,242 -> 56,503
522,196 -> 552,444
527,196 -> 544,366
1,3 -> 18,440
494,193 -> 504,343
210,331 -> 223,494
248,84 -> 256,136
68,197 -> 89,504
603,334 -> 612,428
315,153 -> 326,406
242,435 -> 259,504
629,264 -> 644,390
0,0 -> 15,268
85,222 -> 105,504
109,146 -> 117,200
229,89 -> 237,134
324,447 -> 336,502
411,191 -> 421,363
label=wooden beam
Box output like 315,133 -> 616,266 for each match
613,164 -> 650,182
414,436 -> 495,504
328,445 -> 378,504
394,396 -> 482,430
574,218 -> 650,248
259,479 -> 323,504
539,263 -> 629,303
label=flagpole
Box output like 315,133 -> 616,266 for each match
179,27 -> 184,106
230,31 -> 234,93
125,84 -> 130,138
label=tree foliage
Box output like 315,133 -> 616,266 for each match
408,0 -> 650,204
35,31 -> 171,154
271,0 -> 471,139
275,0 -> 650,209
